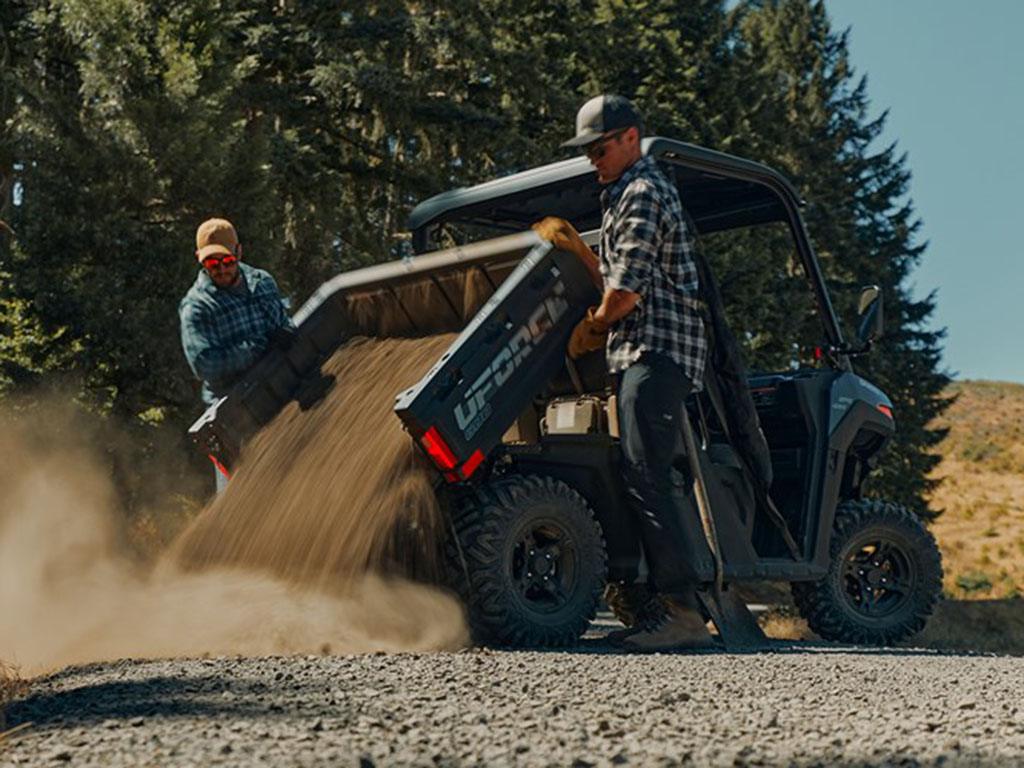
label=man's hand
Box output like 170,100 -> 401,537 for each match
568,307 -> 610,359
531,217 -> 602,289
567,289 -> 642,358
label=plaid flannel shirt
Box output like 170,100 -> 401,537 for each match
599,155 -> 707,388
179,262 -> 294,404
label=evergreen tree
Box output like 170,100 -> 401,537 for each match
732,0 -> 951,517
0,0 -> 951,522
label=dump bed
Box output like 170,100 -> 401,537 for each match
188,231 -> 556,470
394,242 -> 600,481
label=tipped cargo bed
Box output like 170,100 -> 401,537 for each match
188,232 -> 595,471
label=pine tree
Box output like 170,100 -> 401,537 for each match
1,0 -> 951,522
731,0 -> 951,517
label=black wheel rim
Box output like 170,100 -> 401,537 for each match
840,534 -> 917,620
509,518 -> 578,616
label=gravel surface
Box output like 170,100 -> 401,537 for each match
2,617 -> 1022,767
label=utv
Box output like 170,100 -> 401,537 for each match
190,137 -> 943,649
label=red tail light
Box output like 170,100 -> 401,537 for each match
877,404 -> 894,420
208,454 -> 231,479
420,426 -> 458,471
459,449 -> 486,480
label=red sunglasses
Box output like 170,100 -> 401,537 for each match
202,254 -> 238,269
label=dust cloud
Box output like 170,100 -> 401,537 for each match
0,336 -> 469,674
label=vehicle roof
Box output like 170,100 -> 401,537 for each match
408,137 -> 805,250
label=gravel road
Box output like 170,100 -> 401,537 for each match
3,618 -> 1022,768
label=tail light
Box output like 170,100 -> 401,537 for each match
419,427 -> 487,482
459,449 -> 486,480
208,454 -> 231,479
420,426 -> 458,471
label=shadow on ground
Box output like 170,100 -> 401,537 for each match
915,599 -> 1024,654
750,594 -> 1024,656
569,610 -> 1013,657
3,672 -> 341,729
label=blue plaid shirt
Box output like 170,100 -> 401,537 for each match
179,262 -> 294,404
599,155 -> 707,389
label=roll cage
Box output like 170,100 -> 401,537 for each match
407,137 -> 850,370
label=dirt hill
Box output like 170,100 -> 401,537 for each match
927,380 -> 1024,600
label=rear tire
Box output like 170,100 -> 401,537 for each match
445,474 -> 607,647
792,499 -> 942,645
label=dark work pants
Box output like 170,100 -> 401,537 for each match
617,352 -> 702,605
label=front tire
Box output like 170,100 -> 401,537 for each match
792,499 -> 942,645
445,475 -> 607,647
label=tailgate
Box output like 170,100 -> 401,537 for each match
394,242 -> 600,482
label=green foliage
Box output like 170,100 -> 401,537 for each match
956,571 -> 993,594
0,265 -> 71,393
0,0 -> 951,521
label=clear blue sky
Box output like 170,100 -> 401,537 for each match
824,1 -> 1024,383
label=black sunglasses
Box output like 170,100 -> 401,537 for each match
583,129 -> 628,160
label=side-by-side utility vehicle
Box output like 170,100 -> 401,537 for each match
190,138 -> 942,648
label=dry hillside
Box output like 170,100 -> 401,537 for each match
927,380 -> 1024,600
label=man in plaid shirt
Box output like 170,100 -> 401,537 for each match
559,95 -> 712,651
180,218 -> 293,486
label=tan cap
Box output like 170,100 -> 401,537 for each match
195,218 -> 239,262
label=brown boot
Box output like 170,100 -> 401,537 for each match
605,625 -> 642,645
622,598 -> 715,652
604,581 -> 666,629
604,581 -> 669,646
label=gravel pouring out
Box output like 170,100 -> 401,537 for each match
0,337 -> 468,674
172,335 -> 458,587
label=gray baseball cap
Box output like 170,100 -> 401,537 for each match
562,94 -> 644,148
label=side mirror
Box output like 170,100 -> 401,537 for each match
856,285 -> 884,346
